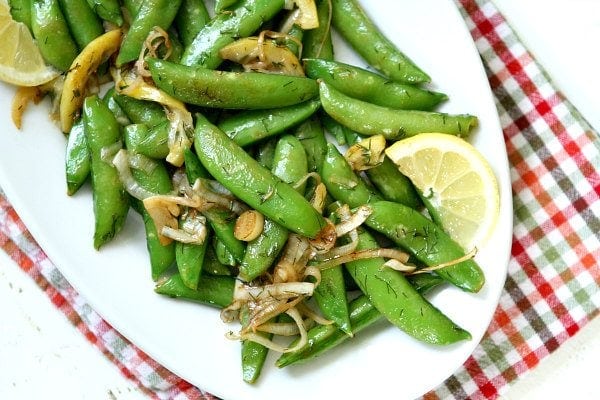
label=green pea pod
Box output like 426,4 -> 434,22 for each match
238,219 -> 287,282
82,95 -> 129,249
135,121 -> 170,159
320,143 -> 382,209
65,118 -> 90,196
344,129 -> 421,209
86,0 -> 122,26
175,0 -> 210,47
239,134 -> 307,282
255,138 -> 277,169
175,228 -> 209,289
319,81 -> 478,140
122,0 -> 142,16
124,124 -> 176,280
407,273 -> 446,294
31,0 -> 78,71
181,0 -> 285,68
284,24 -> 304,57
313,266 -> 351,335
57,0 -> 104,50
330,0 -> 429,84
301,0 -> 333,60
116,0 -> 182,66
155,273 -> 235,309
293,116 -> 327,174
240,304 -> 270,383
346,229 -> 470,344
217,100 -> 321,147
213,236 -> 238,266
148,58 -> 319,109
202,208 -> 245,264
366,201 -> 485,293
305,58 -> 447,111
184,147 -> 210,183
276,270 -> 447,368
103,88 -> 131,126
203,246 -> 233,276
113,92 -> 168,127
8,0 -> 33,30
194,114 -> 327,238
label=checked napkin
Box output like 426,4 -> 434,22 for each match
1,0 -> 599,399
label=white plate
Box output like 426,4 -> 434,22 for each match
0,0 -> 512,398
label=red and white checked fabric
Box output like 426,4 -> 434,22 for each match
1,0 -> 599,399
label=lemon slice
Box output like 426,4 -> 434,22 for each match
385,133 -> 500,250
0,1 -> 60,86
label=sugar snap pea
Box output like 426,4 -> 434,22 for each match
240,304 -> 271,383
238,134 -> 307,282
103,88 -> 131,127
31,0 -> 78,72
330,0 -> 429,84
85,0 -> 122,26
301,0 -> 334,60
155,273 -> 235,309
319,81 -> 478,140
82,95 -> 129,249
116,0 -> 182,66
175,0 -> 210,48
345,228 -> 470,344
276,269 -> 448,368
57,0 -> 104,50
124,124 -> 176,280
293,116 -> 327,175
366,201 -> 485,293
113,92 -> 168,127
255,138 -> 277,169
320,143 -> 382,209
181,0 -> 285,68
148,58 -> 319,109
65,118 -> 90,196
344,129 -> 422,209
217,100 -> 321,147
305,58 -> 447,110
194,114 -> 327,238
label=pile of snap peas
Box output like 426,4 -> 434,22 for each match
9,0 -> 488,383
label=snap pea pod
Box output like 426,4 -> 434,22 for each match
313,264 -> 351,335
57,0 -> 104,50
103,88 -> 131,127
255,138 -> 277,169
148,58 -> 319,109
330,0 -> 429,84
284,23 -> 304,57
155,273 -> 235,309
85,0 -> 122,26
203,246 -> 233,276
82,95 -> 129,249
319,81 -> 478,140
366,201 -> 485,293
239,134 -> 307,282
122,0 -> 141,16
170,149 -> 211,289
301,0 -> 333,60
194,114 -> 327,238
293,116 -> 327,175
181,0 -> 285,68
31,0 -> 78,72
276,272 -> 447,367
213,231 -> 238,266
175,0 -> 210,48
217,99 -> 321,147
305,58 -> 447,111
8,0 -> 32,29
113,92 -> 168,127
407,273 -> 446,294
116,0 -> 182,66
346,229 -> 470,344
320,143 -> 382,209
124,124 -> 176,281
133,121 -> 170,159
344,129 -> 422,209
240,304 -> 271,383
65,118 -> 90,196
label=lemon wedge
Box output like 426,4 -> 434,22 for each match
386,133 -> 500,250
0,0 -> 60,86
